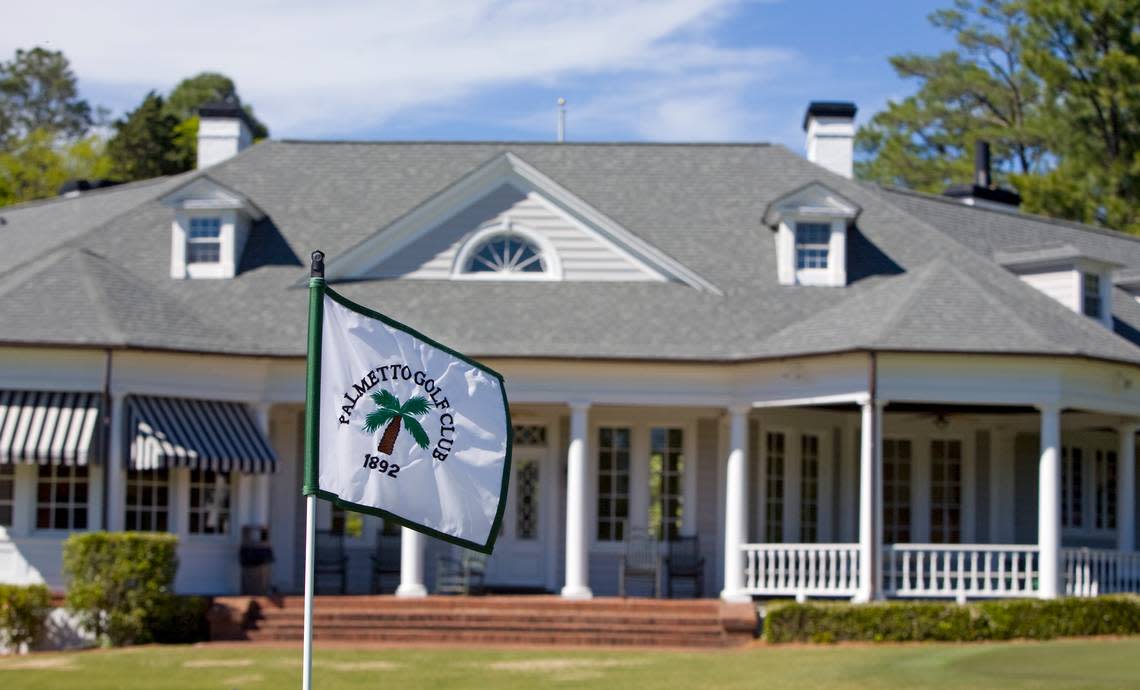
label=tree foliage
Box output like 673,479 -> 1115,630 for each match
857,0 -> 1140,233
0,47 -> 93,146
106,92 -> 188,181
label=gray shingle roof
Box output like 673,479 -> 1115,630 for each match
3,140 -> 1140,367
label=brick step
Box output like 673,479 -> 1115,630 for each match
245,627 -> 737,648
224,596 -> 718,615
250,619 -> 727,637
253,611 -> 723,627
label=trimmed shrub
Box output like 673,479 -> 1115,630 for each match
63,532 -> 179,646
0,584 -> 51,650
147,595 -> 210,645
764,595 -> 1140,644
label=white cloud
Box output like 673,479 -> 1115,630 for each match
1,0 -> 794,139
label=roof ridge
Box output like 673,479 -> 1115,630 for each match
71,249 -> 129,344
878,183 -> 1140,246
0,175 -> 173,215
272,139 -> 773,147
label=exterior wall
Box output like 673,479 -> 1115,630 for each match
370,183 -> 658,282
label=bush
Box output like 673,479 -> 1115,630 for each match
764,595 -> 1140,644
0,584 -> 51,650
147,595 -> 210,645
63,532 -> 179,646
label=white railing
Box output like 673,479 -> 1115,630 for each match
1064,548 -> 1140,596
883,544 -> 1039,600
741,543 -> 860,599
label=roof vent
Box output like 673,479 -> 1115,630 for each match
942,141 -> 1021,209
58,179 -> 121,198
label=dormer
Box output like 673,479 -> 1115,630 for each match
994,243 -> 1120,329
763,182 -> 861,287
160,176 -> 265,279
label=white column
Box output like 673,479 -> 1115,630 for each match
854,399 -> 883,603
562,401 -> 592,599
1118,424 -> 1137,553
721,405 -> 750,602
254,403 -> 272,527
105,393 -> 126,531
396,527 -> 427,597
1037,404 -> 1061,599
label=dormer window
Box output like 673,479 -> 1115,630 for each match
1083,273 -> 1102,319
452,220 -> 562,281
795,222 -> 831,270
763,183 -> 860,287
187,217 -> 222,264
160,177 -> 265,280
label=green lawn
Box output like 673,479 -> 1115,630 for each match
2,638 -> 1139,689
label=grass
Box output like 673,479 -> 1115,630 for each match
1,638 -> 1139,689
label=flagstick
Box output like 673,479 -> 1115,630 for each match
301,494 -> 316,690
301,250 -> 325,690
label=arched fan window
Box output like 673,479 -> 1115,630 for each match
465,234 -> 545,274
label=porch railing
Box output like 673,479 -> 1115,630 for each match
741,543 -> 860,599
1063,547 -> 1140,596
884,544 -> 1039,600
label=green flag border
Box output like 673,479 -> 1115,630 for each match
302,278 -> 512,555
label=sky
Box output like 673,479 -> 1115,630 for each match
2,1 -> 956,151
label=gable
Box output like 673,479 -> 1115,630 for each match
324,152 -> 719,292
365,182 -> 660,282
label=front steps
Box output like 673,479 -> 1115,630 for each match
209,595 -> 757,648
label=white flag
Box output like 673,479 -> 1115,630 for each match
304,285 -> 511,553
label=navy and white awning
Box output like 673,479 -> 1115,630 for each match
0,390 -> 103,465
127,396 -> 276,473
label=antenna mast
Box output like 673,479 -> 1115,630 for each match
557,98 -> 566,143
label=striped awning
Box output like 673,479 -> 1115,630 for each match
0,390 -> 103,465
127,395 -> 276,473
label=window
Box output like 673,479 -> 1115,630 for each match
188,469 -> 230,535
187,217 -> 222,264
596,427 -> 630,542
800,434 -> 820,541
125,469 -> 170,532
330,506 -> 363,538
1062,446 -> 1083,529
882,439 -> 912,543
512,425 -> 547,446
930,440 -> 963,544
649,427 -> 684,542
515,460 -> 539,540
1083,273 -> 1102,319
0,465 -> 13,527
795,222 -> 831,270
464,234 -> 545,275
765,432 -> 785,543
1094,449 -> 1117,531
36,465 -> 89,530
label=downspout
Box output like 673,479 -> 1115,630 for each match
100,349 -> 113,531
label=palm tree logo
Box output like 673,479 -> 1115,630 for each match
362,390 -> 432,455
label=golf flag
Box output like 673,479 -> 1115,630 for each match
302,252 -> 512,554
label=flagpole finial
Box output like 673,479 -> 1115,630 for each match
310,250 -> 325,278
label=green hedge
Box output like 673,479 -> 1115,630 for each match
0,584 -> 51,650
63,532 -> 179,646
147,594 -> 210,645
764,596 -> 1140,644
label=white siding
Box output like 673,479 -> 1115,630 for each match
1019,269 -> 1080,312
369,183 -> 660,281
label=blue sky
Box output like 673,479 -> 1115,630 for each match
4,1 -> 956,151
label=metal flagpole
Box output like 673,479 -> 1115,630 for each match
302,250 -> 325,690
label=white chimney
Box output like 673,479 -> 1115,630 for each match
803,101 -> 857,178
196,95 -> 252,169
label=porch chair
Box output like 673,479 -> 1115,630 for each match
619,528 -> 662,598
369,530 -> 402,593
315,530 -> 348,594
665,535 -> 705,598
435,551 -> 487,595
